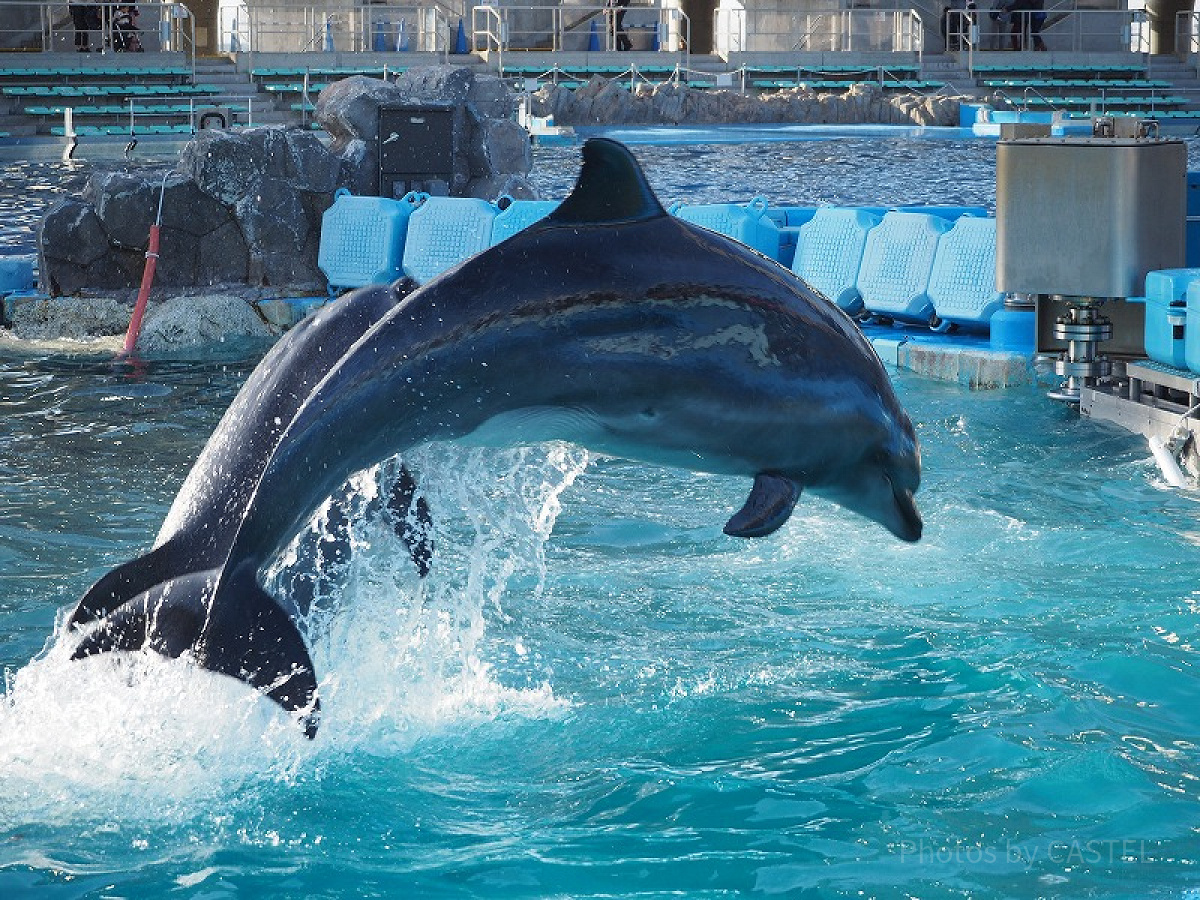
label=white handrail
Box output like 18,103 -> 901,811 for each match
471,3 -> 687,55
216,3 -> 447,55
713,5 -> 924,59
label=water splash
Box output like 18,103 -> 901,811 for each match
0,442 -> 587,824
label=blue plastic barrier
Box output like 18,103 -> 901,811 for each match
791,207 -> 880,313
491,199 -> 560,245
402,196 -> 497,283
857,211 -> 953,325
318,189 -> 424,290
1186,281 -> 1200,375
896,205 -> 989,221
927,216 -> 1004,330
670,197 -> 784,262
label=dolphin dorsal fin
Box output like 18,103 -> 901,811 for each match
548,138 -> 665,226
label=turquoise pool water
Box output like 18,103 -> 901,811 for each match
3,134 -> 1200,898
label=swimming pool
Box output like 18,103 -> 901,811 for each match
3,132 -> 1200,898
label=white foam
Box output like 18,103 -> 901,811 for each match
0,442 -> 587,824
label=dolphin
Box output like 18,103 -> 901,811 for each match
69,138 -> 921,738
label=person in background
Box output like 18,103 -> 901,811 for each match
69,2 -> 92,52
987,0 -> 1008,50
608,0 -> 632,51
1028,0 -> 1047,50
113,5 -> 143,52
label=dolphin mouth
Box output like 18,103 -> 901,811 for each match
887,476 -> 923,542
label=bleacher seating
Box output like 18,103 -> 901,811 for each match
975,62 -> 1193,119
0,62 -> 210,136
249,66 -> 403,100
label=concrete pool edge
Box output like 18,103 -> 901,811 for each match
869,332 -> 1035,389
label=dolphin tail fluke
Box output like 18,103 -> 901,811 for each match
68,542 -> 182,629
723,474 -> 802,538
70,566 -> 321,738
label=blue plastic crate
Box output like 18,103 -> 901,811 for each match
857,212 -> 952,324
791,207 -> 879,313
671,197 -> 784,263
403,197 -> 498,284
318,190 -> 423,290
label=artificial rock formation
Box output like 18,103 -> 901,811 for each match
39,65 -> 535,296
315,68 -> 534,200
531,78 -> 965,127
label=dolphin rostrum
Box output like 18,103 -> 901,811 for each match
69,138 -> 921,737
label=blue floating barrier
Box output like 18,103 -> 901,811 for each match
927,216 -> 1004,330
0,255 -> 35,294
491,199 -> 561,245
318,189 -> 424,290
858,211 -> 952,325
792,207 -> 879,314
671,196 -> 784,263
403,197 -> 497,284
989,307 -> 1035,353
1141,268 -> 1200,370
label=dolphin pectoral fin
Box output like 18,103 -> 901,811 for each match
71,566 -> 321,738
388,464 -> 434,578
723,474 -> 802,538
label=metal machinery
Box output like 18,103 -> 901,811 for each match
996,131 -> 1187,403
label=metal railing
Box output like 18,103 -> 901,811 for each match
1177,11 -> 1200,70
471,3 -> 688,56
215,2 -> 447,55
58,94 -> 256,136
0,1 -> 195,73
950,6 -> 1148,56
714,3 -> 922,58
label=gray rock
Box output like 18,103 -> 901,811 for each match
39,200 -> 109,294
466,75 -> 515,120
467,173 -> 539,202
471,117 -> 532,177
195,222 -> 251,286
283,129 -> 342,193
86,170 -> 158,249
394,65 -> 475,105
177,128 -> 266,205
315,75 -> 403,148
38,68 -> 540,298
159,177 -> 238,238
